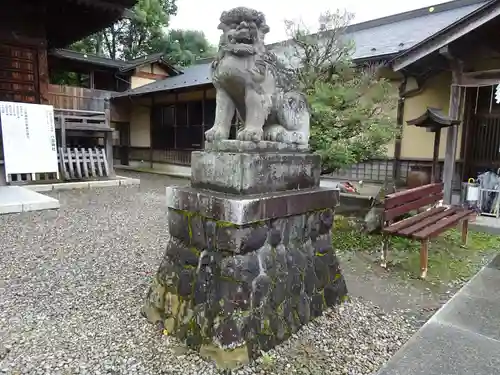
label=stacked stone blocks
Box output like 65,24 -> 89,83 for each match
142,145 -> 348,368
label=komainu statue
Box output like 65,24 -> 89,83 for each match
205,7 -> 310,145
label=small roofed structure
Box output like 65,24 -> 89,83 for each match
407,107 -> 461,183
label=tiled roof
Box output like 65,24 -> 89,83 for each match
50,49 -> 125,69
112,63 -> 212,98
112,0 -> 487,98
390,0 -> 499,70
347,0 -> 486,59
269,0 -> 486,60
49,49 -> 182,75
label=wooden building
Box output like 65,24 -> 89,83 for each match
0,0 -> 137,104
0,0 -> 140,183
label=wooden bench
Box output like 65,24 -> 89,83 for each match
381,183 -> 476,279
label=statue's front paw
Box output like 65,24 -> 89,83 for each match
205,126 -> 229,141
237,128 -> 263,142
264,126 -> 287,142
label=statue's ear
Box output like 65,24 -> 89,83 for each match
261,24 -> 270,34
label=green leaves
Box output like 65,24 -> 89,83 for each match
285,10 -> 398,173
162,29 -> 217,67
70,0 -> 215,66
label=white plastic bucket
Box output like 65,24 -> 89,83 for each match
466,178 -> 480,202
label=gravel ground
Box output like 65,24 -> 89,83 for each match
0,173 -> 418,375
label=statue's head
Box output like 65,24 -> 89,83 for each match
218,7 -> 270,56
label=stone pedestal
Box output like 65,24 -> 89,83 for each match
142,142 -> 348,369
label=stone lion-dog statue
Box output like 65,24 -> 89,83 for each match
205,7 -> 310,145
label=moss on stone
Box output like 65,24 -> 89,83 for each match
218,274 -> 240,283
275,302 -> 284,315
200,343 -> 250,370
321,290 -> 328,306
152,206 -> 346,369
262,318 -> 273,335
216,220 -> 238,228
164,317 -> 176,334
189,246 -> 201,256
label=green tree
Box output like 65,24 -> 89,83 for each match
70,0 -> 178,59
284,11 -> 398,173
69,0 -> 214,66
161,29 -> 216,66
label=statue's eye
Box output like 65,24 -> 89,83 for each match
288,98 -> 294,106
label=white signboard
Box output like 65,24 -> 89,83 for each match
0,101 -> 58,176
496,84 -> 500,104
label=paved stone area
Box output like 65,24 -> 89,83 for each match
0,186 -> 59,214
470,215 -> 500,235
377,253 -> 500,375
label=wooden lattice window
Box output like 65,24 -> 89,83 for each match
0,43 -> 38,103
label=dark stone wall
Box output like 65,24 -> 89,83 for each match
142,208 -> 348,368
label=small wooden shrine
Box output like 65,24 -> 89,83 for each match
407,107 -> 461,183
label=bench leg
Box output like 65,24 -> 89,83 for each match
381,235 -> 389,268
420,239 -> 429,279
461,220 -> 469,246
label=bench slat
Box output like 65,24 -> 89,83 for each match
384,192 -> 443,222
383,207 -> 447,234
412,210 -> 475,240
398,207 -> 459,236
385,183 -> 443,209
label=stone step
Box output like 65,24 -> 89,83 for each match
377,254 -> 500,375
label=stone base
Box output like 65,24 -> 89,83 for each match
204,140 -> 309,153
191,150 -> 321,195
142,186 -> 348,369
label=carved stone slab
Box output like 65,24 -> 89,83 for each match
204,140 -> 309,153
191,151 -> 321,195
166,185 -> 339,225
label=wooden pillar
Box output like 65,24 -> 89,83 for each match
104,97 -> 114,175
37,43 -> 49,104
431,128 -> 441,183
105,130 -> 114,177
174,92 -> 178,149
440,46 -> 463,204
149,96 -> 154,168
89,71 -> 95,89
443,81 -> 462,203
60,113 -> 66,149
392,79 -> 407,182
202,89 -> 206,149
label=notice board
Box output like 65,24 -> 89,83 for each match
0,101 -> 58,176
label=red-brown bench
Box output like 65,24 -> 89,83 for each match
381,183 -> 476,279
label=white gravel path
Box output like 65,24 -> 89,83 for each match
0,173 -> 418,375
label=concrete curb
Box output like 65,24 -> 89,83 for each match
115,166 -> 191,179
23,176 -> 140,192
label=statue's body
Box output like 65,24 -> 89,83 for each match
205,7 -> 310,145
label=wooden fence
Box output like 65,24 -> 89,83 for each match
58,147 -> 110,180
47,84 -> 114,112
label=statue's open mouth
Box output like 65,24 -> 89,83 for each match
232,37 -> 253,45
232,28 -> 254,45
